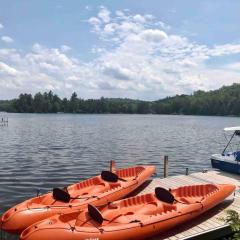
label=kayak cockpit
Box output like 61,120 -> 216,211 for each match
27,177 -> 123,206
171,184 -> 219,204
76,184 -> 220,227
19,183 -> 235,240
116,166 -> 145,180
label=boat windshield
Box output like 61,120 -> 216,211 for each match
222,129 -> 240,161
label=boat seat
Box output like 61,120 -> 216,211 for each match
70,184 -> 108,203
108,212 -> 144,224
176,196 -> 204,204
135,202 -> 159,215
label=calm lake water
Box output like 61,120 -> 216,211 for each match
1,113 -> 239,239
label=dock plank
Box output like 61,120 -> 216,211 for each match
137,170 -> 240,240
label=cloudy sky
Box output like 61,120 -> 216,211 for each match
0,0 -> 240,100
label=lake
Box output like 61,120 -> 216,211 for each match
0,113 -> 239,239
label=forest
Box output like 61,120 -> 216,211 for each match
1,83 -> 240,116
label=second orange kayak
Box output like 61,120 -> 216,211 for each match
1,165 -> 156,234
20,183 -> 235,240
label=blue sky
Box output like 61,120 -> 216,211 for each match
0,0 -> 240,99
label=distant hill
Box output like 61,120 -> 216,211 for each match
1,83 -> 240,115
154,83 -> 240,116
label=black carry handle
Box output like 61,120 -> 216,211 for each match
101,171 -> 127,182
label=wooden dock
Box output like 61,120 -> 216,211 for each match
137,170 -> 240,240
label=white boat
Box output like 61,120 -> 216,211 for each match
211,126 -> 240,174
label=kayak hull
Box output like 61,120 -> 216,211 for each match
2,165 -> 155,234
20,184 -> 235,240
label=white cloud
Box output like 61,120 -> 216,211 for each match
0,62 -> 18,75
103,23 -> 117,34
224,62 -> 240,72
0,23 -> 3,29
61,45 -> 71,52
88,17 -> 102,32
140,29 -> 168,42
133,14 -> 146,23
39,62 -> 60,71
155,21 -> 171,31
1,36 -> 14,43
85,7 -> 240,98
98,6 -> 111,23
1,6 -> 240,100
116,10 -> 125,17
88,17 -> 101,25
208,44 -> 240,56
102,63 -> 133,81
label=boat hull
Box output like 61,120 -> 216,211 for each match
211,155 -> 240,175
1,165 -> 156,234
20,184 -> 235,240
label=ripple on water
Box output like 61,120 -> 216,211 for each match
1,114 -> 239,240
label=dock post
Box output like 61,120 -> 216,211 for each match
0,114 -> 8,126
164,155 -> 168,178
185,167 -> 189,175
110,160 -> 116,173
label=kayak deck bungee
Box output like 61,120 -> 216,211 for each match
20,183 -> 235,240
1,165 -> 156,234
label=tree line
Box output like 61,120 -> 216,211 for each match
1,83 -> 240,115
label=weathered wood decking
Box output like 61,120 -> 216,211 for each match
137,170 -> 240,240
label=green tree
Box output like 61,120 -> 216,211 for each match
15,93 -> 33,112
69,92 -> 79,113
223,210 -> 240,240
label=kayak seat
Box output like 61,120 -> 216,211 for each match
154,203 -> 177,215
108,203 -> 120,210
102,200 -> 158,225
32,194 -> 53,205
177,196 -> 204,204
72,177 -> 105,190
172,184 -> 219,202
136,202 -> 176,216
108,212 -> 144,224
122,193 -> 155,207
108,182 -> 121,189
116,166 -> 145,181
109,202 -> 177,224
59,211 -> 80,223
73,183 -> 107,196
104,183 -> 122,194
70,184 -> 109,203
135,202 -> 158,215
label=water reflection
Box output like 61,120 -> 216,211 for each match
0,114 -> 238,240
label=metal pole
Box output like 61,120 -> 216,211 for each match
222,131 -> 235,155
164,155 -> 168,178
110,160 -> 116,173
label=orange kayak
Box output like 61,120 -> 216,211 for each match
1,165 -> 156,234
20,184 -> 235,240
